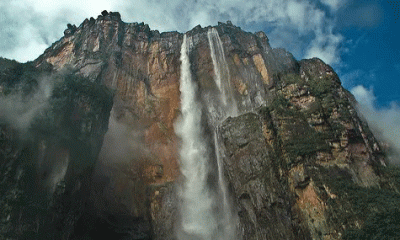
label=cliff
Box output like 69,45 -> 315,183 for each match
0,11 -> 398,240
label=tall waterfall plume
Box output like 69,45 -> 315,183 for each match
175,30 -> 240,240
207,27 -> 239,240
175,34 -> 217,240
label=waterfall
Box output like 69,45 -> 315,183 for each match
207,27 -> 238,240
176,31 -> 239,240
207,28 -> 237,116
176,34 -> 217,240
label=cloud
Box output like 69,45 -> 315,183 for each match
0,76 -> 53,132
351,85 -> 400,164
0,0 -> 73,62
320,0 -> 347,11
96,104 -> 157,177
0,0 -> 344,66
120,0 -> 345,65
339,68 -> 377,87
98,113 -> 148,166
304,27 -> 343,66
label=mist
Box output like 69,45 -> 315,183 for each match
98,112 -> 149,167
351,85 -> 400,164
0,76 -> 53,133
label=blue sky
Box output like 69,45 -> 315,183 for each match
0,0 -> 399,159
335,0 -> 399,108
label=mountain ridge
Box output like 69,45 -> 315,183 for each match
0,10 -> 398,240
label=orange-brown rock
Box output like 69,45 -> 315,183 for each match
0,11 -> 395,240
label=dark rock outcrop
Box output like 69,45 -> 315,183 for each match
0,66 -> 113,239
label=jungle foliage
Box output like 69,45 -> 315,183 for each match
30,74 -> 114,144
323,166 -> 400,240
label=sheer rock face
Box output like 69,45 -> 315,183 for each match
0,71 -> 114,239
0,11 -> 389,239
219,58 -> 385,239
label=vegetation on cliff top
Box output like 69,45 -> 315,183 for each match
0,58 -> 52,96
30,74 -> 114,144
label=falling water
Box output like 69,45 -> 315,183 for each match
207,28 -> 237,115
176,30 -> 239,240
207,27 -> 238,240
176,34 -> 217,240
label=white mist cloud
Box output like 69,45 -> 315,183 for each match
320,0 -> 347,11
351,85 -> 400,163
97,110 -> 152,170
340,67 -> 377,87
0,0 -> 345,65
0,77 -> 53,132
304,28 -> 343,66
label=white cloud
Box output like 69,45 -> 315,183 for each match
0,76 -> 53,132
305,28 -> 343,66
339,69 -> 363,86
351,85 -> 375,110
351,85 -> 400,164
1,23 -> 50,62
320,0 -> 347,11
339,67 -> 378,88
287,1 -> 308,28
0,0 -> 344,65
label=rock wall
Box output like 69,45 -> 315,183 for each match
219,63 -> 386,238
0,11 -> 394,239
0,63 -> 113,239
